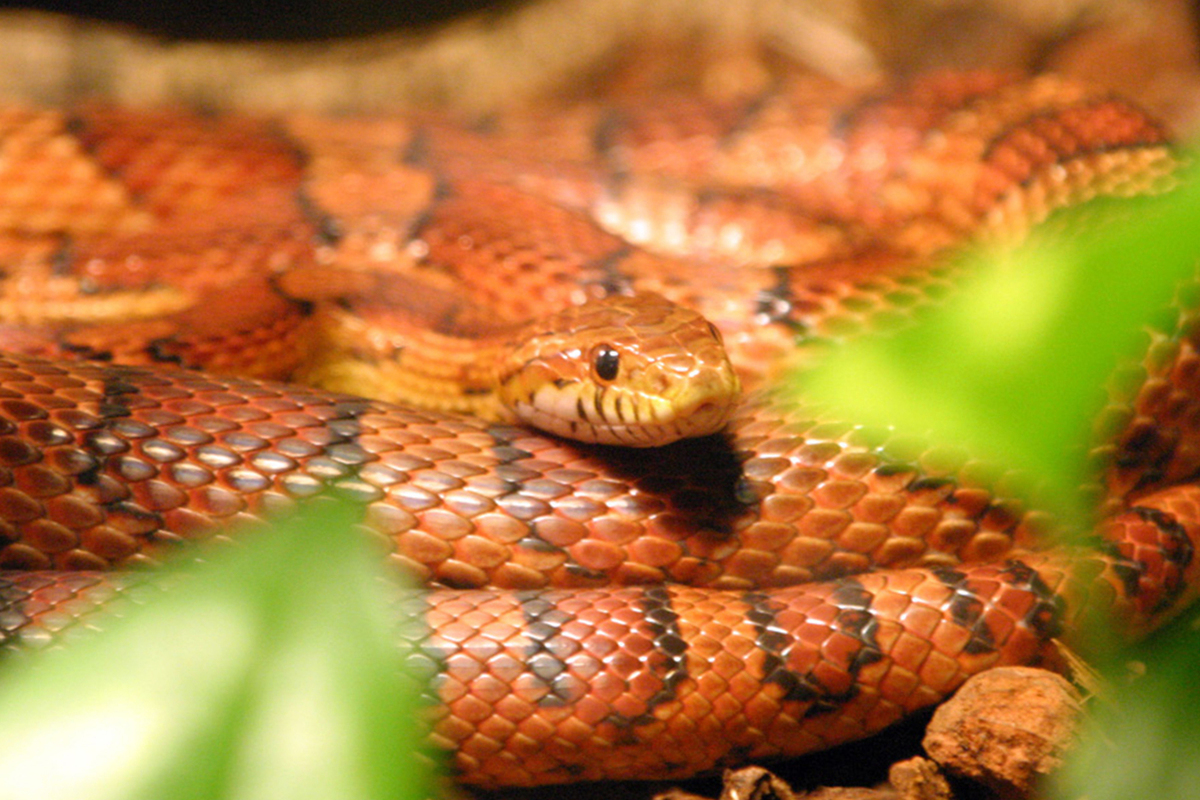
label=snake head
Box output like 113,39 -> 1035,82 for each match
497,292 -> 740,446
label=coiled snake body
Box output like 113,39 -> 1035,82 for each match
0,71 -> 1195,787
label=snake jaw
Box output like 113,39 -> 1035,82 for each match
510,368 -> 738,447
663,366 -> 742,438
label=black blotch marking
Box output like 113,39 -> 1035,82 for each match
145,339 -> 185,366
705,319 -> 723,344
584,244 -> 636,296
458,385 -> 491,397
294,187 -> 343,246
477,427 -> 560,554
515,536 -> 561,554
401,175 -> 455,250
264,272 -> 315,317
517,591 -> 580,708
268,117 -> 343,248
562,562 -> 608,581
59,340 -> 112,361
828,581 -> 885,673
0,576 -> 33,645
754,265 -> 805,332
1001,559 -> 1065,640
829,86 -> 890,141
930,566 -> 995,655
1118,426 -> 1159,464
930,566 -> 967,586
717,87 -> 779,148
96,371 -> 141,420
1101,541 -> 1145,601
71,366 -> 149,498
745,590 -> 820,704
906,476 -> 957,493
744,581 -> 885,718
293,399 -> 381,513
608,586 -> 687,725
483,426 -> 534,465
1124,506 -> 1195,612
110,501 -> 163,526
1130,505 -> 1194,571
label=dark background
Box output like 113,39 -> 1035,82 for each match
0,0 -> 520,40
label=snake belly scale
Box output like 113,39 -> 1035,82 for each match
0,71 -> 1195,787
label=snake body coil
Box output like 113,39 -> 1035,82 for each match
0,71 -> 1194,787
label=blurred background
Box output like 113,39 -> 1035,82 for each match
0,0 -> 1192,133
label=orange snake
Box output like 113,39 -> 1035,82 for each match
0,71 -> 1196,787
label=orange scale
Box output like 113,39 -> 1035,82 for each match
740,692 -> 788,730
449,692 -> 498,726
794,507 -> 852,540
988,582 -> 1044,625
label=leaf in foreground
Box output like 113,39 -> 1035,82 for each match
0,501 -> 430,800
1054,610 -> 1200,800
801,162 -> 1200,799
802,165 -> 1200,520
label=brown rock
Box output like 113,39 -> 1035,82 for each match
653,766 -> 899,800
801,789 -> 898,800
922,667 -> 1083,799
888,757 -> 952,800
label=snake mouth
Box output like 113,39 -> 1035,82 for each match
668,367 -> 741,438
594,398 -> 734,447
510,386 -> 736,447
677,398 -> 731,438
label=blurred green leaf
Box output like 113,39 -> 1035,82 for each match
0,501 -> 432,800
802,163 -> 1200,520
1055,609 -> 1200,800
802,158 -> 1200,799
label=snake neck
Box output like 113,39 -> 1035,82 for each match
294,304 -> 518,422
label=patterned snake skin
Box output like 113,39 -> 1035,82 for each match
0,71 -> 1196,787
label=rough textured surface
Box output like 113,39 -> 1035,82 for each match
655,767 -> 900,800
923,667 -> 1084,798
802,789 -> 898,800
0,1 -> 1195,135
888,757 -> 952,800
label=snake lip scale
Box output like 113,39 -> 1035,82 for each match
0,70 -> 1194,787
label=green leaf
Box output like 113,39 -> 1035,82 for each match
1054,610 -> 1200,800
801,161 -> 1200,520
0,501 -> 433,800
799,157 -> 1200,799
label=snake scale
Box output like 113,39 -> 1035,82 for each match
0,70 -> 1195,788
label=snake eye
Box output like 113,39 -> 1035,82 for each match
593,345 -> 620,382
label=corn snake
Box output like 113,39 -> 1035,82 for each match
0,70 -> 1194,787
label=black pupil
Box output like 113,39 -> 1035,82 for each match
594,347 -> 620,381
